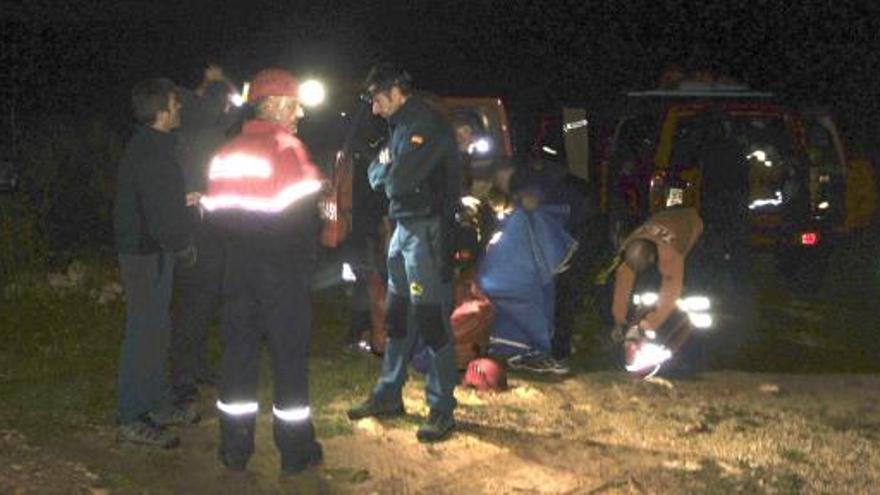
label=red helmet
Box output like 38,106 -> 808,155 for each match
463,358 -> 507,392
248,68 -> 298,103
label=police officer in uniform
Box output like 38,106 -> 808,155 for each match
201,68 -> 324,474
347,64 -> 461,443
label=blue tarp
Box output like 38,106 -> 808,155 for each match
477,205 -> 577,356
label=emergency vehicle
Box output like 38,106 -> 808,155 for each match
593,76 -> 877,290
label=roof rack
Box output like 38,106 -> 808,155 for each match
627,89 -> 774,98
627,80 -> 773,98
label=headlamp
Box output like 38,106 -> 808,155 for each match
299,79 -> 326,107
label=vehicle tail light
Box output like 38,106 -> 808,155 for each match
800,232 -> 820,246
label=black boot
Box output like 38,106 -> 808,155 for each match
218,415 -> 256,471
346,396 -> 405,421
416,410 -> 455,443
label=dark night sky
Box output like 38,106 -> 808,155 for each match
4,0 -> 880,144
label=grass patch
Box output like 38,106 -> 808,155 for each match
665,459 -> 807,495
771,472 -> 806,493
779,447 -> 811,464
819,411 -> 880,440
0,263 -> 380,445
324,466 -> 371,484
0,278 -> 123,439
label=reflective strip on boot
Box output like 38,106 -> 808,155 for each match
217,400 -> 259,416
273,405 -> 311,422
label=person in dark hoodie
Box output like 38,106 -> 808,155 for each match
170,64 -> 245,404
113,78 -> 199,449
494,139 -> 606,373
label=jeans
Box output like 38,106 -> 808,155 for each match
117,252 -> 175,424
372,217 -> 458,415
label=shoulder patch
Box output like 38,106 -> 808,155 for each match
410,134 -> 424,146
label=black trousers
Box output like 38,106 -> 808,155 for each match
551,268 -> 588,360
217,239 -> 318,466
346,236 -> 385,343
171,220 -> 224,402
551,247 -> 595,360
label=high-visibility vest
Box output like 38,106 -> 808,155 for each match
201,119 -> 322,214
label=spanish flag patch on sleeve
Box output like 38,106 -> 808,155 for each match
410,134 -> 424,146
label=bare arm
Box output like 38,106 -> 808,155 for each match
612,262 -> 636,326
641,246 -> 684,330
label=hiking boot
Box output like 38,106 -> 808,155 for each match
346,396 -> 405,421
416,410 -> 455,443
147,404 -> 202,427
507,354 -> 570,375
117,420 -> 180,449
281,441 -> 324,476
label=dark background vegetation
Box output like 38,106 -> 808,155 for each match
2,0 -> 880,271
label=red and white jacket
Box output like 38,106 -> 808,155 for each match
202,120 -> 323,214
201,120 -> 323,244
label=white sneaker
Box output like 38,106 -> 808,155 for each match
508,354 -> 570,375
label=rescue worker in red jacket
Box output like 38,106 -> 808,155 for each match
201,68 -> 324,475
611,207 -> 703,338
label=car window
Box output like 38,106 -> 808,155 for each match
668,113 -> 803,210
610,114 -> 657,174
805,119 -> 843,174
732,117 -> 803,209
734,117 -> 800,170
669,117 -> 704,168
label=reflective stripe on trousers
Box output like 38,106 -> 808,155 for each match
217,400 -> 259,416
217,401 -> 310,422
273,405 -> 311,422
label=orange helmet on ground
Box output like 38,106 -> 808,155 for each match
463,357 -> 507,392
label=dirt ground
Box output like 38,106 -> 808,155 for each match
3,370 -> 879,494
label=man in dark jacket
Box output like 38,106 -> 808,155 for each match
170,64 -> 243,403
113,78 -> 199,449
347,63 -> 461,443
